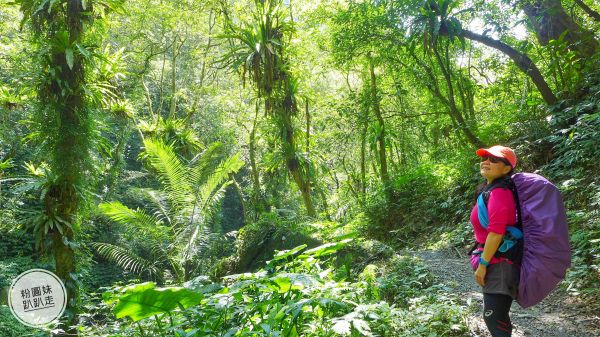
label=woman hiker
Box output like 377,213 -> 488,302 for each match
469,145 -> 523,337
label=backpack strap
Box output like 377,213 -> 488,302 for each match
476,176 -> 524,255
481,176 -> 523,230
477,193 -> 490,230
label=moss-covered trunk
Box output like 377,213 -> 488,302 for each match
29,1 -> 94,334
271,84 -> 317,217
368,55 -> 390,189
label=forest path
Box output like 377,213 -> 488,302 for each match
415,249 -> 600,337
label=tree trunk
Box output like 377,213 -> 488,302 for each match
142,79 -> 155,119
461,29 -> 558,105
103,120 -> 130,199
187,10 -> 215,126
170,38 -> 177,119
360,110 -> 367,204
574,0 -> 600,22
158,49 -> 167,117
31,1 -> 95,334
169,35 -> 186,119
305,99 -> 310,154
408,47 -> 485,148
432,44 -> 486,148
368,55 -> 390,188
249,103 -> 267,215
304,99 -> 325,217
51,227 -> 77,333
276,100 -> 316,217
522,0 -> 597,57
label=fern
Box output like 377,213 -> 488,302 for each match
188,142 -> 226,185
96,138 -> 245,283
91,242 -> 161,280
198,153 -> 244,214
143,138 -> 192,211
98,202 -> 170,241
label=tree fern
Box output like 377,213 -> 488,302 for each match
98,201 -> 170,242
197,153 -> 244,213
142,138 -> 192,211
95,138 -> 244,283
91,242 -> 161,280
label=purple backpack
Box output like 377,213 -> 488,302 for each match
512,173 -> 571,308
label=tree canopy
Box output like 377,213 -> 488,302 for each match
1,0 -> 599,336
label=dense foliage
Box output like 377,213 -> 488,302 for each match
1,0 -> 599,336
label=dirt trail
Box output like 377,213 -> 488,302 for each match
415,249 -> 600,337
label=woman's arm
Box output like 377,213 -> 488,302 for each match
474,232 -> 503,286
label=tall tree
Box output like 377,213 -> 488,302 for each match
221,0 -> 317,217
367,53 -> 390,187
16,0 -> 119,333
331,1 -> 401,189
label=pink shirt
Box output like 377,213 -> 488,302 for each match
470,188 -> 517,264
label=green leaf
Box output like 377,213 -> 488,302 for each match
107,282 -> 203,322
65,48 -> 74,70
269,273 -> 320,293
75,43 -> 91,59
332,319 -> 351,335
352,318 -> 372,336
299,239 -> 352,258
271,244 -> 307,261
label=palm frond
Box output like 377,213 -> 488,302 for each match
189,142 -> 226,187
176,155 -> 242,269
142,138 -> 192,211
200,181 -> 231,218
198,153 -> 244,213
176,221 -> 217,265
128,188 -> 172,225
98,201 -> 170,242
91,242 -> 160,279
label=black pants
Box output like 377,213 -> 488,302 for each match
483,293 -> 513,336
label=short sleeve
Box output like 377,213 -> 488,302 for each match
486,188 -> 517,234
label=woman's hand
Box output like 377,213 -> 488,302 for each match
475,265 -> 487,286
476,232 -> 503,287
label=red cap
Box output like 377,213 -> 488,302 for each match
476,145 -> 517,168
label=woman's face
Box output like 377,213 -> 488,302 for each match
480,156 -> 512,182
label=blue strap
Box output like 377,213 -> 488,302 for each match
477,193 -> 489,230
476,192 -> 523,253
498,226 -> 523,252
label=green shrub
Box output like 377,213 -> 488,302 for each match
377,255 -> 434,307
0,256 -> 51,290
564,208 -> 600,312
362,163 -> 476,248
362,167 -> 443,244
392,292 -> 468,336
89,243 -> 469,337
0,305 -> 42,337
218,213 -> 321,275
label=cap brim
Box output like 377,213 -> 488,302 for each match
476,148 -> 499,158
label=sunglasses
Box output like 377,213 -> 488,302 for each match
481,156 -> 510,165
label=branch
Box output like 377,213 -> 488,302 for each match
574,0 -> 600,22
460,29 -> 557,105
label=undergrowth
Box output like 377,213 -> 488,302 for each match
76,241 -> 469,337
